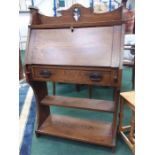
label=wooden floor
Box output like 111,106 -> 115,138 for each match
36,114 -> 114,147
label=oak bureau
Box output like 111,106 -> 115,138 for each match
25,4 -> 125,151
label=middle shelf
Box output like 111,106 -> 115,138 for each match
41,95 -> 115,113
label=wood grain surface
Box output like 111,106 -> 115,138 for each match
25,4 -> 125,149
37,114 -> 114,147
41,95 -> 115,112
120,91 -> 135,110
26,26 -> 121,67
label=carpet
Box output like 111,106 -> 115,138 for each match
19,67 -> 133,155
19,82 -> 36,155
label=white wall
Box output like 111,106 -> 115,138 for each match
19,13 -> 30,50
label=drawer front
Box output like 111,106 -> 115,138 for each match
31,67 -> 118,86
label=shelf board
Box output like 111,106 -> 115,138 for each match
36,114 -> 115,147
41,96 -> 114,113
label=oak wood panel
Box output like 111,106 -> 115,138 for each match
41,95 -> 115,113
26,27 -> 116,67
31,66 -> 117,86
28,81 -> 50,128
29,4 -> 124,28
36,114 -> 114,147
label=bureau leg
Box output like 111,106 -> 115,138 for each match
112,146 -> 116,153
118,97 -> 124,132
75,84 -> 81,92
35,131 -> 41,137
112,88 -> 120,142
88,85 -> 92,99
53,82 -> 56,95
29,81 -> 50,129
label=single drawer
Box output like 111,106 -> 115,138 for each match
31,66 -> 118,86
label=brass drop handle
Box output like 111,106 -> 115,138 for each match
40,70 -> 52,78
89,72 -> 102,82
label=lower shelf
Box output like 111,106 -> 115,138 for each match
36,114 -> 115,147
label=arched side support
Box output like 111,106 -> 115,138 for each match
28,81 -> 50,130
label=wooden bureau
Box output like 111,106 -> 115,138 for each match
25,4 -> 125,151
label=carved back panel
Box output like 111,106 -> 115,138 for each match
29,4 -> 125,28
